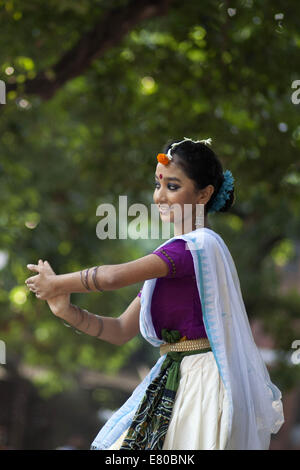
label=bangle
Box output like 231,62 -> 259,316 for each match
92,266 -> 103,292
86,310 -> 91,333
80,269 -> 92,291
60,304 -> 84,333
75,305 -> 86,328
80,270 -> 84,287
80,270 -> 86,290
85,268 -> 92,291
94,315 -> 104,338
60,305 -> 103,338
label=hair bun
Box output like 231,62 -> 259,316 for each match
219,187 -> 235,213
208,170 -> 235,214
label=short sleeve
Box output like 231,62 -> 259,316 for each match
152,239 -> 194,278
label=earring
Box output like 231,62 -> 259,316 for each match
195,203 -> 205,229
195,215 -> 203,229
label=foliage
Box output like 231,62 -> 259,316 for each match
0,0 -> 300,398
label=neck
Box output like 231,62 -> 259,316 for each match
174,214 -> 210,236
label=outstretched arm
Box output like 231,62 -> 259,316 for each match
25,254 -> 169,299
27,261 -> 147,346
54,294 -> 142,346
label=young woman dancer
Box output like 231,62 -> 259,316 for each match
25,137 -> 284,450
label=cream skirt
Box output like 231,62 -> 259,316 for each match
109,351 -> 230,450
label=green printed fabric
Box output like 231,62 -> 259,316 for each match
120,329 -> 211,450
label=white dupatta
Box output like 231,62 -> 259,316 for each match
91,228 -> 284,450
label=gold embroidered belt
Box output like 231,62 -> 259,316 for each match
159,337 -> 211,356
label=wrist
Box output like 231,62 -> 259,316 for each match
54,274 -> 68,296
56,302 -> 74,320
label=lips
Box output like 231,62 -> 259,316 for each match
159,205 -> 171,213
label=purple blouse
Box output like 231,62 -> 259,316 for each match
138,239 -> 207,340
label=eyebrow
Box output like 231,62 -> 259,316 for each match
155,174 -> 182,182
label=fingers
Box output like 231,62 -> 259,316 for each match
43,260 -> 55,274
26,283 -> 42,298
27,260 -> 43,272
25,260 -> 52,298
27,260 -> 52,272
26,283 -> 37,293
25,275 -> 38,285
27,264 -> 39,272
26,259 -> 45,276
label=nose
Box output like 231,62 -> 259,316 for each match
154,185 -> 168,205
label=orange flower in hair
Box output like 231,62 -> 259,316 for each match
156,153 -> 170,165
156,137 -> 213,166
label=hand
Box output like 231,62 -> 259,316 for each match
46,292 -> 71,318
25,259 -> 59,300
25,260 -> 70,317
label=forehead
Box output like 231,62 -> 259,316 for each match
155,162 -> 186,179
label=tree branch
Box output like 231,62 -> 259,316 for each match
7,0 -> 174,100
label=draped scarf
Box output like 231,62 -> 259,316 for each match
91,227 -> 284,450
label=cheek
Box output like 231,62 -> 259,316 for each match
169,190 -> 187,204
169,191 -> 196,214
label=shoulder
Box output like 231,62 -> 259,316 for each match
154,238 -> 187,252
152,239 -> 193,278
153,239 -> 189,261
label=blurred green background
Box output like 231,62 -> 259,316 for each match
0,0 -> 300,450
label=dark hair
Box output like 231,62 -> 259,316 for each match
163,139 -> 235,215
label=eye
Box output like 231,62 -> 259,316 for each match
154,182 -> 179,191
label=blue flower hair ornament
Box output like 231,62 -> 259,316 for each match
208,169 -> 235,213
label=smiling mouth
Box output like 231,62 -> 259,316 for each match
159,205 -> 172,213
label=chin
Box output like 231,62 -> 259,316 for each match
159,212 -> 174,223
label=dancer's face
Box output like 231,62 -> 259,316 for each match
153,159 -> 214,230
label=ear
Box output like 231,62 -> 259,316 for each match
196,185 -> 215,205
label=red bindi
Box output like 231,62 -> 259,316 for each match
159,174 -> 163,179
